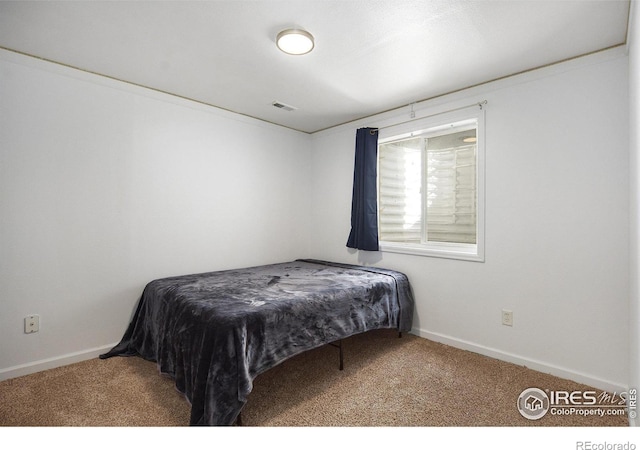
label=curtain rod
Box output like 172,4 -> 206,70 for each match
375,100 -> 487,131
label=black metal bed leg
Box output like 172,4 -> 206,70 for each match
399,331 -> 402,338
329,339 -> 344,370
235,412 -> 243,426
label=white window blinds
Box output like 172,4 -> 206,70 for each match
426,140 -> 477,244
378,126 -> 477,246
378,138 -> 423,243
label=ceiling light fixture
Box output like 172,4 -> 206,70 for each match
276,29 -> 314,55
463,136 -> 477,143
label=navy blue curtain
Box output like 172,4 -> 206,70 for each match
346,127 -> 379,251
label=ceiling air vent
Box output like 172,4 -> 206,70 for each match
272,101 -> 297,112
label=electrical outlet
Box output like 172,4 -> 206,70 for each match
24,315 -> 39,333
502,309 -> 513,327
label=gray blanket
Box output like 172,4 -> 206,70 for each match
100,259 -> 414,425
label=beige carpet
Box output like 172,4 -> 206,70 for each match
0,330 -> 629,427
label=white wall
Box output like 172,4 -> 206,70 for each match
629,0 -> 639,427
310,47 -> 630,392
0,43 -> 632,394
0,50 -> 312,378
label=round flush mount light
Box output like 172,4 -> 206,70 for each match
276,29 -> 314,55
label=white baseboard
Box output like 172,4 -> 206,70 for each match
412,328 -> 627,394
0,344 -> 117,382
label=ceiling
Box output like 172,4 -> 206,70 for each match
0,0 -> 631,133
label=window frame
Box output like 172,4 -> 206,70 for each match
377,107 -> 485,262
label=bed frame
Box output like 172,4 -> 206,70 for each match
100,259 -> 414,425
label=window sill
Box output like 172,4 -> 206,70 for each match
379,241 -> 484,262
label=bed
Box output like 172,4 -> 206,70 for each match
100,259 -> 414,426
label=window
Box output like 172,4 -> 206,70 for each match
377,107 -> 485,261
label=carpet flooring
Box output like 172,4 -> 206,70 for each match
0,329 -> 629,427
